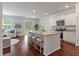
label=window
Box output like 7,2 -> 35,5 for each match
25,21 -> 29,30
24,21 -> 29,32
2,19 -> 12,30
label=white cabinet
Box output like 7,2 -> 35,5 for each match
68,31 -> 76,43
65,15 -> 70,25
63,31 -> 69,41
40,16 -> 53,31
69,14 -> 76,25
65,13 -> 76,25
51,17 -> 56,26
63,31 -> 76,44
76,3 -> 79,46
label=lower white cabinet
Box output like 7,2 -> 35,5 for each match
63,31 -> 68,41
63,31 -> 76,44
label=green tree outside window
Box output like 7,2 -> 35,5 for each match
3,19 -> 12,30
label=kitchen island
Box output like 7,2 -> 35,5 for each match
29,30 -> 61,56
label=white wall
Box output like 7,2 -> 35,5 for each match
0,2 -> 3,56
76,3 -> 79,46
39,8 -> 76,31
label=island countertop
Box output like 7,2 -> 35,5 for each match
29,30 -> 61,36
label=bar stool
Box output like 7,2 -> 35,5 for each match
36,37 -> 43,53
31,36 -> 36,45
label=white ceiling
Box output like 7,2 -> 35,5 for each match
3,2 -> 76,19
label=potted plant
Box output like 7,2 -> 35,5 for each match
34,24 -> 39,31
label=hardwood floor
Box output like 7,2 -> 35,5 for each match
3,35 -> 79,56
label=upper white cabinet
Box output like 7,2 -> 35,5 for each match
65,14 -> 70,25
51,17 -> 57,26
65,13 -> 76,25
39,16 -> 52,31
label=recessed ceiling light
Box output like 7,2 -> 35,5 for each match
65,5 -> 69,8
33,9 -> 36,13
44,13 -> 48,16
